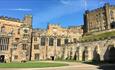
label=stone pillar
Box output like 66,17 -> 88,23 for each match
88,47 -> 93,61
79,47 -> 83,61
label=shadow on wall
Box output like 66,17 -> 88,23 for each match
82,47 -> 88,61
104,45 -> 115,63
92,47 -> 100,62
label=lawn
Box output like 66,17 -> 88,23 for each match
0,61 -> 68,68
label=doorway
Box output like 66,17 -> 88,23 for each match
35,54 -> 39,60
0,55 -> 5,63
110,22 -> 115,29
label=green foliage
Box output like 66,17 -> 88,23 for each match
81,31 -> 115,42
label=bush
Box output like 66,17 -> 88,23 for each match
21,60 -> 27,63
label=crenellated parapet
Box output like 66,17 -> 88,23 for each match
0,16 -> 21,22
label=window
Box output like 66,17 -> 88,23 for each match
14,44 -> 17,49
49,38 -> 54,46
22,44 -> 27,50
24,29 -> 28,33
14,55 -> 18,59
64,39 -> 68,44
34,37 -> 37,41
34,54 -> 39,60
15,38 -> 19,42
34,44 -> 39,49
73,38 -> 77,43
18,29 -> 20,34
0,38 -> 9,51
1,26 -> 5,32
41,37 -> 45,46
23,34 -> 28,39
57,39 -> 61,46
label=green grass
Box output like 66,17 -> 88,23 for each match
0,61 -> 68,68
81,31 -> 115,42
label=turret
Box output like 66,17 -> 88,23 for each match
23,15 -> 32,28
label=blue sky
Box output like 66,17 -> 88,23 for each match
0,0 -> 115,29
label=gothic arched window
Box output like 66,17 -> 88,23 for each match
41,37 -> 45,46
57,38 -> 61,46
49,38 -> 54,46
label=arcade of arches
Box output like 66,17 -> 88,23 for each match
61,39 -> 115,62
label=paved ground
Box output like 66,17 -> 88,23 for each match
0,61 -> 100,70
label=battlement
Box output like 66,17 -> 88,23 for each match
68,25 -> 83,29
0,16 -> 22,22
85,3 -> 114,14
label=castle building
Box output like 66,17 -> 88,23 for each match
0,15 -> 32,62
1,3 -> 115,63
0,15 -> 83,62
31,24 -> 83,60
84,3 -> 115,33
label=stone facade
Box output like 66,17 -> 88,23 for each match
1,3 -> 115,63
63,38 -> 115,62
0,16 -> 83,62
31,24 -> 83,60
0,15 -> 32,62
84,3 -> 115,33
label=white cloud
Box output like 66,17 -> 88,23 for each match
0,8 -> 32,11
10,8 -> 32,11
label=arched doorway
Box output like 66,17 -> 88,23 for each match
82,47 -> 88,61
108,46 -> 115,63
0,55 -> 5,63
92,46 -> 100,62
110,22 -> 115,29
74,47 -> 79,60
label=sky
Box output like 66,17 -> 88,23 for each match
0,0 -> 115,29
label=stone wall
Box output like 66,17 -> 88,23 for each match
62,38 -> 115,61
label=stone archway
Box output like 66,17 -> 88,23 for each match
82,47 -> 88,61
74,47 -> 79,61
104,45 -> 115,62
108,46 -> 115,63
92,46 -> 100,62
0,55 -> 5,63
110,21 -> 115,29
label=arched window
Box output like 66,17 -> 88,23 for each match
1,26 -> 5,32
57,39 -> 61,46
41,37 -> 45,46
49,38 -> 54,46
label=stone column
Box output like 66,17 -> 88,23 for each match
88,47 -> 93,61
79,47 -> 83,61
